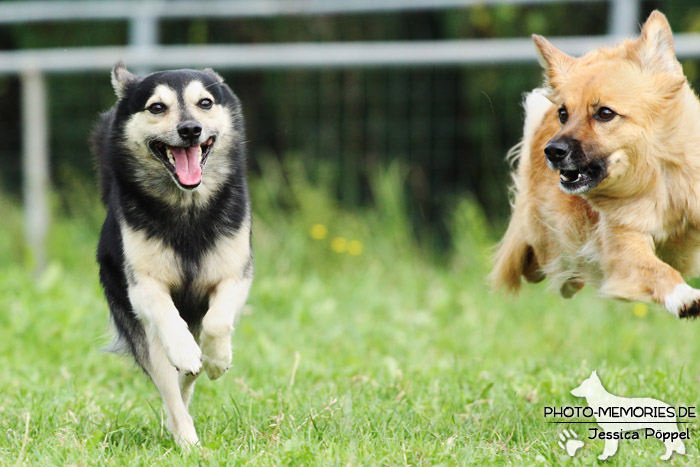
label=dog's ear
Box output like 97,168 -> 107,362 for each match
637,11 -> 682,75
111,61 -> 139,99
203,68 -> 225,84
532,34 -> 574,92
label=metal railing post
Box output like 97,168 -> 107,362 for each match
129,1 -> 158,75
609,0 -> 640,37
21,68 -> 49,275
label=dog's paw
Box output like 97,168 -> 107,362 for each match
200,332 -> 232,380
160,324 -> 202,375
560,279 -> 584,299
167,413 -> 199,448
202,353 -> 231,381
664,284 -> 700,319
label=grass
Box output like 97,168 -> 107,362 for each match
1,159 -> 700,465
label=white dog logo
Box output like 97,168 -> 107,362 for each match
570,371 -> 686,461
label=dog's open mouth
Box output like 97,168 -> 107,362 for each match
557,159 -> 607,195
149,137 -> 216,189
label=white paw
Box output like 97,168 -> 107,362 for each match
167,414 -> 199,448
558,429 -> 584,457
664,284 -> 700,318
200,332 -> 232,380
160,323 -> 202,375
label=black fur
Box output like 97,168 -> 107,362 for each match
93,69 -> 250,367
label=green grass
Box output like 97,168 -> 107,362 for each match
1,160 -> 700,465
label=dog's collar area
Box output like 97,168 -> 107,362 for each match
148,136 -> 216,189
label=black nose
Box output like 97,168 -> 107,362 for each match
544,140 -> 571,163
177,121 -> 202,142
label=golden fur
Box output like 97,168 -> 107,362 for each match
491,11 -> 700,317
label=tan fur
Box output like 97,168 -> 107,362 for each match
121,222 -> 183,287
197,214 -> 252,290
492,11 -> 700,317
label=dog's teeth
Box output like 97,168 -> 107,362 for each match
197,145 -> 203,163
560,171 -> 581,183
167,149 -> 175,165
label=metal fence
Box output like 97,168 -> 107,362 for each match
0,0 -> 649,76
2,0 -> 698,272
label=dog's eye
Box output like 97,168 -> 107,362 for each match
198,98 -> 213,109
594,107 -> 617,122
558,107 -> 568,124
147,103 -> 166,114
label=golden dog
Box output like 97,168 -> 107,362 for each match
491,11 -> 700,318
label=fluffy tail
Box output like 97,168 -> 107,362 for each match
490,209 -> 537,293
490,89 -> 551,293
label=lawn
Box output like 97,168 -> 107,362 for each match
1,160 -> 699,465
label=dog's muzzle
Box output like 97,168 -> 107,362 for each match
544,137 -> 607,195
544,139 -> 572,165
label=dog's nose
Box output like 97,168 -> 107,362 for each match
544,140 -> 571,163
177,121 -> 202,142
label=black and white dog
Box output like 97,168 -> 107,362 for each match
92,62 -> 253,446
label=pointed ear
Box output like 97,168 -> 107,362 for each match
111,61 -> 138,99
591,370 -> 599,380
638,10 -> 682,75
203,67 -> 225,84
532,34 -> 574,90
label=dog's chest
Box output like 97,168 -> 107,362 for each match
120,220 -> 250,293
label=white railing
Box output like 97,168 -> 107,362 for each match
2,0 -> 689,272
0,0 -> 609,23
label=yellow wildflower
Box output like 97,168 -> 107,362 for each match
310,224 -> 328,240
330,237 -> 347,253
633,303 -> 648,318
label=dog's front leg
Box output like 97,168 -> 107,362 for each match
128,275 -> 202,374
599,226 -> 700,317
200,275 -> 253,380
128,275 -> 202,446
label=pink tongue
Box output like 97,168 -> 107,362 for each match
169,146 -> 202,186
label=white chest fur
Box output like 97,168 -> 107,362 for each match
120,217 -> 251,292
